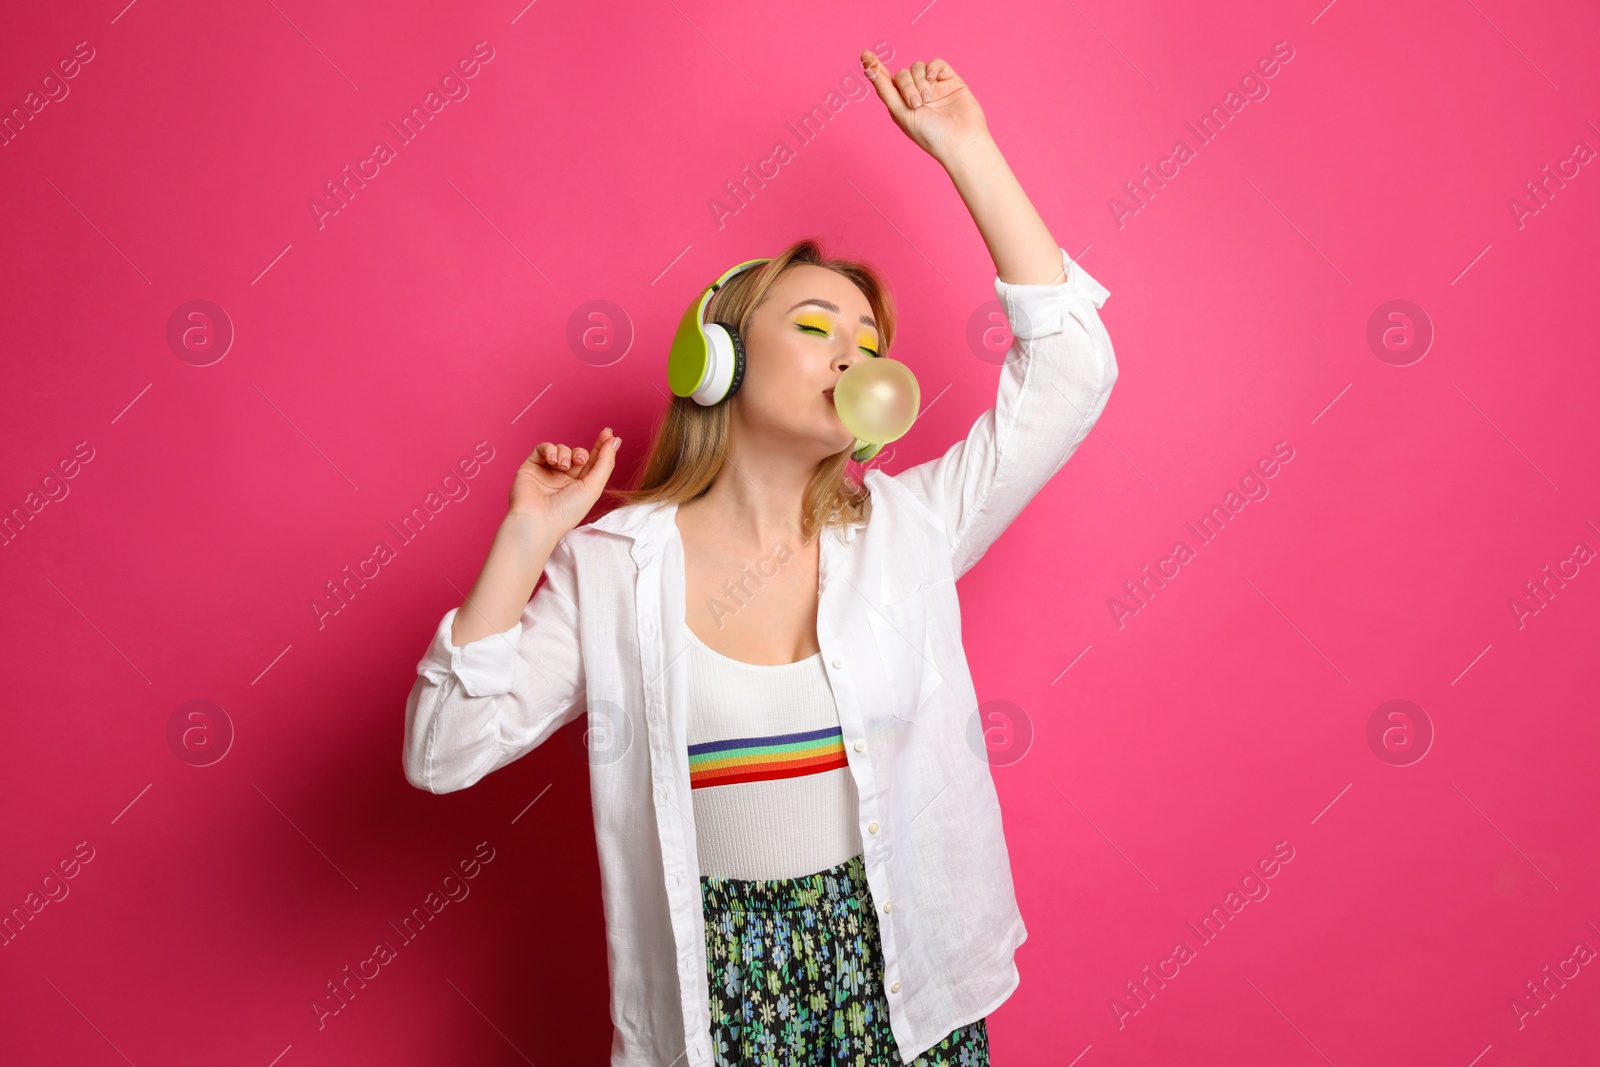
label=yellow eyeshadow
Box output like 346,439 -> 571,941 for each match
794,315 -> 880,354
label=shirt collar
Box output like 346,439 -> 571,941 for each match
590,499 -> 678,566
590,498 -> 671,540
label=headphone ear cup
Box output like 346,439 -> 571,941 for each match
717,323 -> 747,401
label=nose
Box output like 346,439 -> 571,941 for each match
834,346 -> 867,373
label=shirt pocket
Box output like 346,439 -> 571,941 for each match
865,584 -> 943,723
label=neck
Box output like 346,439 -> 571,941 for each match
693,438 -> 823,551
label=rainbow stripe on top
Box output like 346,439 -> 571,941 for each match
688,725 -> 849,790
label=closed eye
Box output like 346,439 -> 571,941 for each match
796,322 -> 880,357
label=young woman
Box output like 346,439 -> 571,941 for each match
404,50 -> 1118,1067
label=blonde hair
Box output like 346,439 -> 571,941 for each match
605,238 -> 898,543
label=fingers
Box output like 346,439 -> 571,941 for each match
578,426 -> 620,490
585,426 -> 617,464
910,61 -> 931,107
862,51 -> 912,121
529,441 -> 578,472
893,67 -> 921,108
529,428 -> 620,477
863,50 -> 950,113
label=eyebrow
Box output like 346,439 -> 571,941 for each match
788,299 -> 877,331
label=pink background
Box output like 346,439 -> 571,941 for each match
3,0 -> 1598,1064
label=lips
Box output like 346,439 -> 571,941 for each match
823,388 -> 835,401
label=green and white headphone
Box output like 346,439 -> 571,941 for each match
667,257 -> 884,463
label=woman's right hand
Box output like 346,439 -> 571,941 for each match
507,426 -> 622,533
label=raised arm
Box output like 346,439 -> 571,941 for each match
862,52 -> 1120,578
861,52 -> 1062,284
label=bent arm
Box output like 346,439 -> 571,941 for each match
403,530 -> 587,793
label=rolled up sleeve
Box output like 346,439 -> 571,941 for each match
417,607 -> 524,696
403,535 -> 587,793
889,246 -> 1118,580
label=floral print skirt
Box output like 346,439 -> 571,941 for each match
699,851 -> 991,1066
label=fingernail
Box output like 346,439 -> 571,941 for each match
612,438 -> 622,450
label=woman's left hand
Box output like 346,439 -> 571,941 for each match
861,51 -> 991,165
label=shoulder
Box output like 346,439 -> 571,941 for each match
861,467 -> 943,531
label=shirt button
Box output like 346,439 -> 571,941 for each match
890,981 -> 901,993
883,901 -> 892,913
854,739 -> 865,752
868,821 -> 880,834
831,658 -> 844,669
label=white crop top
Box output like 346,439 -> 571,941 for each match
684,625 -> 864,881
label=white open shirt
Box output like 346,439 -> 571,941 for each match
404,246 -> 1116,1066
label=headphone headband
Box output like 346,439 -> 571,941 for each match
688,257 -> 771,342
